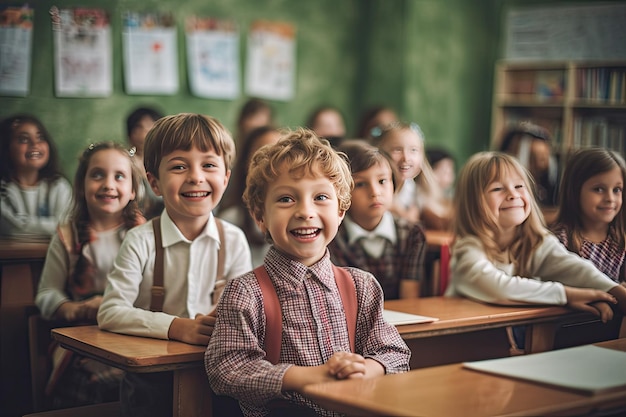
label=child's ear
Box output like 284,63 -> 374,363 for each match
146,172 -> 162,197
255,216 -> 267,233
223,169 -> 231,187
338,210 -> 346,223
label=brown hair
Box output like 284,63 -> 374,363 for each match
143,113 -> 235,178
555,147 -> 626,253
337,139 -> 397,190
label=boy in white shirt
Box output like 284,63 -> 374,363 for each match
98,113 -> 252,417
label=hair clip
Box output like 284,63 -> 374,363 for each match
88,143 -> 96,151
128,146 -> 136,157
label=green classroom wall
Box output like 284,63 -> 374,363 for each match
4,0 -> 622,182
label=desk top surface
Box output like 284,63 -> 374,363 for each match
52,326 -> 206,372
423,229 -> 454,247
303,338 -> 626,417
0,238 -> 49,260
386,296 -> 577,338
52,298 -> 578,369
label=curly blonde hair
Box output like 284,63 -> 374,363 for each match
244,128 -> 353,224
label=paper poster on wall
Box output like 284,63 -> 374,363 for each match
50,7 -> 112,97
122,12 -> 178,95
186,17 -> 239,100
0,4 -> 33,97
245,20 -> 296,101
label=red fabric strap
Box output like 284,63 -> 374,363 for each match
253,265 -> 357,365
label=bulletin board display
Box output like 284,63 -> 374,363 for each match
503,2 -> 626,61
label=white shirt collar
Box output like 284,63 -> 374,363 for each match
344,211 -> 397,245
160,210 -> 218,247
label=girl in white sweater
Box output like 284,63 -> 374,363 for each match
35,142 -> 145,408
445,151 -> 626,321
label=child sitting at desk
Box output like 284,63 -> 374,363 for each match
445,151 -> 626,318
329,140 -> 426,299
0,114 -> 72,239
98,113 -> 252,417
35,142 -> 145,408
206,130 -> 410,417
552,148 -> 626,285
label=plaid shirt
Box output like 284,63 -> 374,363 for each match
205,247 -> 410,417
553,227 -> 625,282
328,215 -> 426,299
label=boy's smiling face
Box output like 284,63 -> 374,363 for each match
258,165 -> 345,266
148,145 -> 230,240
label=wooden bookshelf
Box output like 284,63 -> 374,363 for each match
491,61 -> 626,158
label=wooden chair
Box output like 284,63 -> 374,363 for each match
28,314 -> 57,413
27,313 -> 121,417
428,243 -> 451,297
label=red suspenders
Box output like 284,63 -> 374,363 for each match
254,265 -> 357,364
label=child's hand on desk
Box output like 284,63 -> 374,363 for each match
168,314 -> 215,345
57,295 -> 102,322
326,351 -> 366,379
589,301 -> 615,323
608,284 -> 626,315
564,286 -> 616,322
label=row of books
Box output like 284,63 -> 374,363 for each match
572,116 -> 625,154
576,68 -> 626,103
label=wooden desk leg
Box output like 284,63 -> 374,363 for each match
1,263 -> 35,306
173,367 -> 212,417
619,315 -> 626,339
525,322 -> 557,353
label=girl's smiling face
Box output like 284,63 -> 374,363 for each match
84,148 -> 136,224
10,121 -> 50,175
258,165 -> 344,266
579,166 -> 623,232
379,128 -> 423,181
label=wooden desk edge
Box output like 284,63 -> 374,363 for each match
51,327 -> 205,373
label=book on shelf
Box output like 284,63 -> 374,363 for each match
572,116 -> 625,154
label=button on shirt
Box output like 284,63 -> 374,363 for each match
98,211 -> 252,339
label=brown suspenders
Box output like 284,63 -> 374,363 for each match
254,265 -> 357,364
150,216 -> 225,312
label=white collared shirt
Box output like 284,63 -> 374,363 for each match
98,210 -> 252,339
343,211 -> 397,258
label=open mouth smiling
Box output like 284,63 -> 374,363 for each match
182,191 -> 211,198
290,228 -> 321,238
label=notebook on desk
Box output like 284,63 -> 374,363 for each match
383,309 -> 438,325
463,344 -> 626,395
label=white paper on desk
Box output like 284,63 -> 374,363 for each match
382,309 -> 438,326
463,345 -> 626,394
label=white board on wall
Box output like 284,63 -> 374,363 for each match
504,2 -> 626,61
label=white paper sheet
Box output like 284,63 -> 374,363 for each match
0,5 -> 33,96
186,16 -> 239,99
464,344 -> 626,394
382,309 -> 438,326
122,11 -> 178,95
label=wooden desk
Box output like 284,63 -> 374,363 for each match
423,229 -> 454,247
385,297 -> 608,368
303,338 -> 626,417
0,238 -> 49,306
52,326 -> 210,417
0,238 -> 49,417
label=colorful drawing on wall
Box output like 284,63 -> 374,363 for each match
245,20 -> 296,101
122,11 -> 178,95
50,6 -> 112,97
0,4 -> 33,97
186,16 -> 239,100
